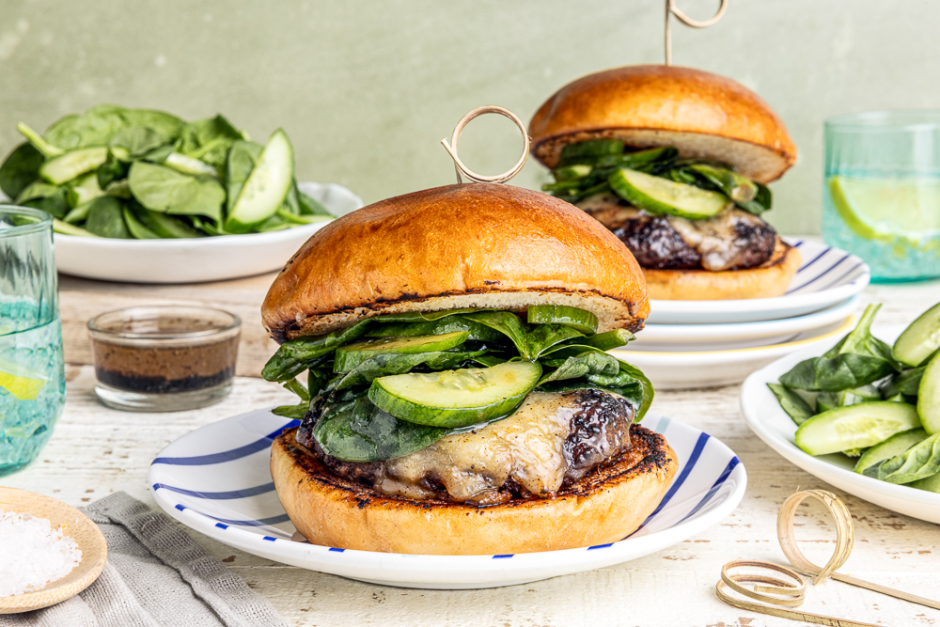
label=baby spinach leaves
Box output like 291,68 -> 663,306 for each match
0,105 -> 332,239
780,305 -> 898,391
313,395 -> 449,463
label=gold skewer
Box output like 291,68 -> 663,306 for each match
664,0 -> 729,66
716,489 -> 940,624
441,106 -> 529,185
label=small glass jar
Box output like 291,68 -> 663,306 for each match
87,306 -> 241,412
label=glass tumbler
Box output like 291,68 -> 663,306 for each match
0,205 -> 66,477
824,110 -> 940,282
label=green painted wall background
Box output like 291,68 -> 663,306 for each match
1,0 -> 938,233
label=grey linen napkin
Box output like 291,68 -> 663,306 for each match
1,492 -> 287,627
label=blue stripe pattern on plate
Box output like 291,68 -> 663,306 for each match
150,411 -> 745,557
152,421 -> 300,466
785,243 -> 867,295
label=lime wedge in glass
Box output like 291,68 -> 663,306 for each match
0,357 -> 47,400
829,176 -> 940,244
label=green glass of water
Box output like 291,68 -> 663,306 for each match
824,111 -> 940,282
0,205 -> 65,476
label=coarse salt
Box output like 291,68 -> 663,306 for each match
0,510 -> 82,597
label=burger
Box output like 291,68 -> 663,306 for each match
260,182 -> 677,555
529,64 -> 801,300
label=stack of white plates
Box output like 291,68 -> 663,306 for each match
613,239 -> 871,390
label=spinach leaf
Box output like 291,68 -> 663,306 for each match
97,151 -> 129,188
176,115 -> 245,167
465,311 -> 529,358
261,320 -> 371,382
881,366 -> 926,398
128,161 -> 224,222
298,186 -> 333,216
582,329 -> 634,351
780,305 -> 898,391
84,196 -> 129,238
225,140 -> 264,214
525,324 -> 584,360
313,395 -> 448,462
366,316 -> 505,343
767,383 -> 815,425
536,349 -> 653,420
0,142 -> 43,199
326,349 -> 485,391
43,105 -> 184,150
863,432 -> 940,484
109,126 -> 169,160
375,308 -> 480,323
16,182 -> 69,219
271,403 -> 309,420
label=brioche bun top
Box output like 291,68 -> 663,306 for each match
529,65 -> 796,183
262,183 -> 649,340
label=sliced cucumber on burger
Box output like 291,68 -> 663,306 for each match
333,331 -> 470,372
368,361 -> 542,428
609,167 -> 731,220
527,305 -> 598,334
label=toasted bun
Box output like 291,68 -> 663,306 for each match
262,183 -> 650,340
530,65 -> 796,183
271,425 -> 678,555
644,238 -> 801,300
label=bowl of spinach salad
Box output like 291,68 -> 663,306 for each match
0,105 -> 361,283
741,301 -> 940,524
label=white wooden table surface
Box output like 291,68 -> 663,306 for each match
4,267 -> 940,627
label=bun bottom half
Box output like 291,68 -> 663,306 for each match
270,426 -> 678,555
644,238 -> 801,301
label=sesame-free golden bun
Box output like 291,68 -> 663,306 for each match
262,183 -> 650,340
529,65 -> 797,183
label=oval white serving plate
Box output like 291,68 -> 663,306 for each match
613,317 -> 855,390
54,182 -> 362,284
634,296 -> 859,347
647,240 -> 870,325
149,408 -> 746,589
740,324 -> 940,525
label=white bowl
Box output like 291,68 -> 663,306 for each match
53,182 -> 362,284
740,324 -> 940,525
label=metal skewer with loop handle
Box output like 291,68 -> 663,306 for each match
441,106 -> 529,185
664,0 -> 728,66
717,489 -> 940,625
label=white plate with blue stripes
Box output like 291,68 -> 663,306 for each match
149,409 -> 746,589
647,239 -> 870,325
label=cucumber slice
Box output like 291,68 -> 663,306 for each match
40,147 -> 108,185
584,329 -> 635,351
918,351 -> 940,434
334,331 -> 470,372
552,164 -> 592,181
894,302 -> 940,367
368,361 -> 542,428
527,305 -> 598,334
164,152 -> 219,178
795,402 -> 922,456
52,219 -> 97,237
559,140 -> 624,164
910,471 -> 940,493
123,207 -> 160,239
132,206 -> 203,239
609,168 -> 731,220
224,129 -> 293,233
854,428 -> 928,475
